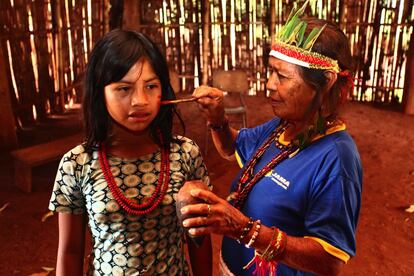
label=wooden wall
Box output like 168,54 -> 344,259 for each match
1,0 -> 414,149
0,0 -> 109,150
133,0 -> 414,104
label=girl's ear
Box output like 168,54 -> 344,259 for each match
323,70 -> 338,94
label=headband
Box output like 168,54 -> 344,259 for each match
270,0 -> 340,73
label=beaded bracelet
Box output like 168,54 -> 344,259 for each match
264,228 -> 287,261
236,218 -> 254,243
207,118 -> 229,131
245,220 -> 261,248
260,226 -> 279,260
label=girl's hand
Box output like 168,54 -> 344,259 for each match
180,189 -> 250,240
192,85 -> 226,124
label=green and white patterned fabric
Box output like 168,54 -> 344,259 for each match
49,136 -> 210,275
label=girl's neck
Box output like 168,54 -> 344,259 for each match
106,125 -> 160,158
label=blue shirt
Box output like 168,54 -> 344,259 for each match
221,118 -> 362,275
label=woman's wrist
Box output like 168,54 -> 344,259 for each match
207,117 -> 229,131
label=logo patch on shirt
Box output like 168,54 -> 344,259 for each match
267,170 -> 290,190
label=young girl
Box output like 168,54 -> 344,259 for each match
49,29 -> 212,275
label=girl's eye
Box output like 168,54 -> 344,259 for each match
146,83 -> 159,90
117,86 -> 131,92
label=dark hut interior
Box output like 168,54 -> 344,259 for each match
0,0 -> 413,275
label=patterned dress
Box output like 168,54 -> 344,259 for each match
49,136 -> 210,275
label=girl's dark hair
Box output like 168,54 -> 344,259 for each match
298,18 -> 353,118
83,29 -> 184,151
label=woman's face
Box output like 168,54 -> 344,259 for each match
104,58 -> 162,134
267,57 -> 316,122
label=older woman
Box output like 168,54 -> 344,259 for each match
181,4 -> 362,276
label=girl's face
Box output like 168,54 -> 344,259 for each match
104,58 -> 162,134
266,57 -> 316,122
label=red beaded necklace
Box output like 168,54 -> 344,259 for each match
232,122 -> 299,209
98,136 -> 170,215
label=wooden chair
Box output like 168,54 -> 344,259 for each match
205,69 -> 249,153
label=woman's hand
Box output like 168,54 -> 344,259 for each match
192,85 -> 226,124
180,188 -> 250,240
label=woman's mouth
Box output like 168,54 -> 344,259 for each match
270,98 -> 282,106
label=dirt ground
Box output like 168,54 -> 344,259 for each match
0,97 -> 413,275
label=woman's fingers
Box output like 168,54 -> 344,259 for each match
188,226 -> 211,236
189,188 -> 221,204
193,86 -> 223,105
181,202 -> 211,216
183,215 -> 210,228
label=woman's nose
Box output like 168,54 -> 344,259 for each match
131,88 -> 148,106
266,74 -> 278,95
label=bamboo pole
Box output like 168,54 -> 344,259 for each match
202,0 -> 210,85
270,0 -> 276,44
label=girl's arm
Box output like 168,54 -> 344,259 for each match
187,234 -> 213,276
56,212 -> 87,276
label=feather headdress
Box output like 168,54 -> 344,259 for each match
269,0 -> 340,72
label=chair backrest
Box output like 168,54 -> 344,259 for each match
212,69 -> 249,94
169,68 -> 180,94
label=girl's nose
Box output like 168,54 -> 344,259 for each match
131,87 -> 148,106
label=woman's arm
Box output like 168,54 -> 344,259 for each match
56,212 -> 87,276
193,86 -> 238,159
182,189 -> 345,276
187,234 -> 213,276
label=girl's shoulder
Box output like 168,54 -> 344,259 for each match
171,135 -> 202,153
171,135 -> 199,146
60,143 -> 96,160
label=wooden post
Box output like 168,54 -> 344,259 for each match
55,0 -> 66,112
0,45 -> 18,151
403,31 -> 414,115
202,0 -> 210,85
123,0 -> 140,30
270,0 -> 276,44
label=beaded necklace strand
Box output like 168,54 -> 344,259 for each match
231,119 -> 344,210
232,121 -> 298,209
98,136 -> 170,215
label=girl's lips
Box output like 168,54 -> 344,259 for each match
128,111 -> 151,121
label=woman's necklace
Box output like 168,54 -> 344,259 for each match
231,121 -> 299,209
98,135 -> 170,215
230,119 -> 345,209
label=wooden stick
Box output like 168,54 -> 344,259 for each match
160,97 -> 198,105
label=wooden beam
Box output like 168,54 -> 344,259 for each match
202,0 -> 210,85
123,0 -> 140,30
403,31 -> 414,115
0,44 -> 18,150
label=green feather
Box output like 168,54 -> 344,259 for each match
296,21 -> 307,46
302,24 -> 327,50
284,18 -> 304,43
316,115 -> 326,134
282,16 -> 300,41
